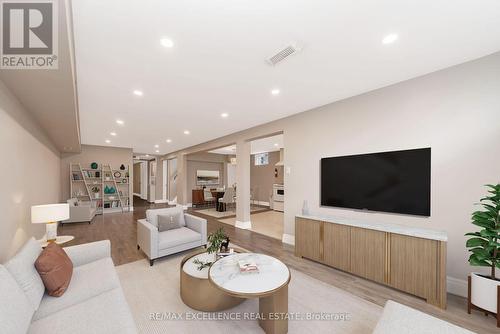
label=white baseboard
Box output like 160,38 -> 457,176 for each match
129,206 -> 134,212
133,193 -> 141,197
235,220 -> 252,229
282,233 -> 295,246
447,276 -> 467,298
253,201 -> 270,207
154,199 -> 168,203
168,200 -> 176,205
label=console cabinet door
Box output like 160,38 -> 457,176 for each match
295,218 -> 321,261
350,227 -> 386,283
323,223 -> 350,271
389,234 -> 438,301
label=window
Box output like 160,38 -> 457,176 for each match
254,153 -> 269,166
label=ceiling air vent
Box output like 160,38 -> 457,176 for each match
267,43 -> 300,66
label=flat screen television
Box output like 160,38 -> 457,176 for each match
320,148 -> 431,216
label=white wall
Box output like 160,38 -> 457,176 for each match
0,80 -> 61,262
283,52 -> 500,285
164,52 -> 500,290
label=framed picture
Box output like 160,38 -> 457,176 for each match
196,170 -> 220,186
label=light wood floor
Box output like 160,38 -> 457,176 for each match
218,210 -> 284,241
59,203 -> 497,333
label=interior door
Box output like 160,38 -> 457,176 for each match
162,160 -> 168,202
140,161 -> 148,200
149,160 -> 156,202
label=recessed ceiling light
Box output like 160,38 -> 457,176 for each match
105,139 -> 111,144
116,119 -> 124,125
133,90 -> 143,96
166,139 -> 172,143
110,132 -> 117,136
183,130 -> 190,135
221,113 -> 229,118
382,33 -> 398,45
271,89 -> 280,96
145,154 -> 150,157
274,143 -> 279,147
160,38 -> 174,48
154,144 -> 159,148
155,150 -> 160,153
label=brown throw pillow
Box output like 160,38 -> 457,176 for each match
158,213 -> 182,232
35,243 -> 73,297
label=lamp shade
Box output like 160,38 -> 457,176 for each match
31,204 -> 69,224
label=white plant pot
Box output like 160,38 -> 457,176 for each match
94,193 -> 99,199
471,272 -> 500,313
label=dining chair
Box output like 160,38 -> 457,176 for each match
203,188 -> 216,208
218,187 -> 235,212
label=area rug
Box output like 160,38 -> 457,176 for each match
116,249 -> 382,333
194,206 -> 268,219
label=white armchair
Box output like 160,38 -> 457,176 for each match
137,207 -> 207,266
62,198 -> 97,224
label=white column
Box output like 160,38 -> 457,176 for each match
235,140 -> 251,229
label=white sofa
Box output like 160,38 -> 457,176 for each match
0,238 -> 136,334
137,207 -> 207,266
373,300 -> 475,334
62,198 -> 97,224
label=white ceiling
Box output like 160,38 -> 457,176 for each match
72,0 -> 500,155
209,134 -> 283,155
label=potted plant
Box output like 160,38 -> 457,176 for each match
193,227 -> 229,270
465,184 -> 500,325
91,186 -> 100,199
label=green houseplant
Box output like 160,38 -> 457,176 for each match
465,184 -> 500,320
193,227 -> 228,270
465,184 -> 500,279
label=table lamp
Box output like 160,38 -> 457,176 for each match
31,203 -> 69,242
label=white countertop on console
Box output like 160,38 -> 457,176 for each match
296,213 -> 447,241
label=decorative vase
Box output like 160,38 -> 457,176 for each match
104,185 -> 109,194
302,200 -> 309,215
91,162 -> 98,169
95,171 -> 100,178
94,193 -> 100,199
120,164 -> 126,170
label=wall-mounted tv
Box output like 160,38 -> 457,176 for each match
320,148 -> 431,216
196,170 -> 220,186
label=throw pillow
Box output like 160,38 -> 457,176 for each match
4,237 -> 45,310
158,213 -> 182,232
35,243 -> 73,297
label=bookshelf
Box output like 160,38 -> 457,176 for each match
70,163 -> 130,214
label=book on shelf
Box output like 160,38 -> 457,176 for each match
238,259 -> 259,273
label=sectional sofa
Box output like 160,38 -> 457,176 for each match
0,238 -> 136,334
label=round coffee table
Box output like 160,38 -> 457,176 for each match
209,253 -> 291,334
180,248 -> 245,311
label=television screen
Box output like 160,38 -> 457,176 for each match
320,148 -> 431,216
